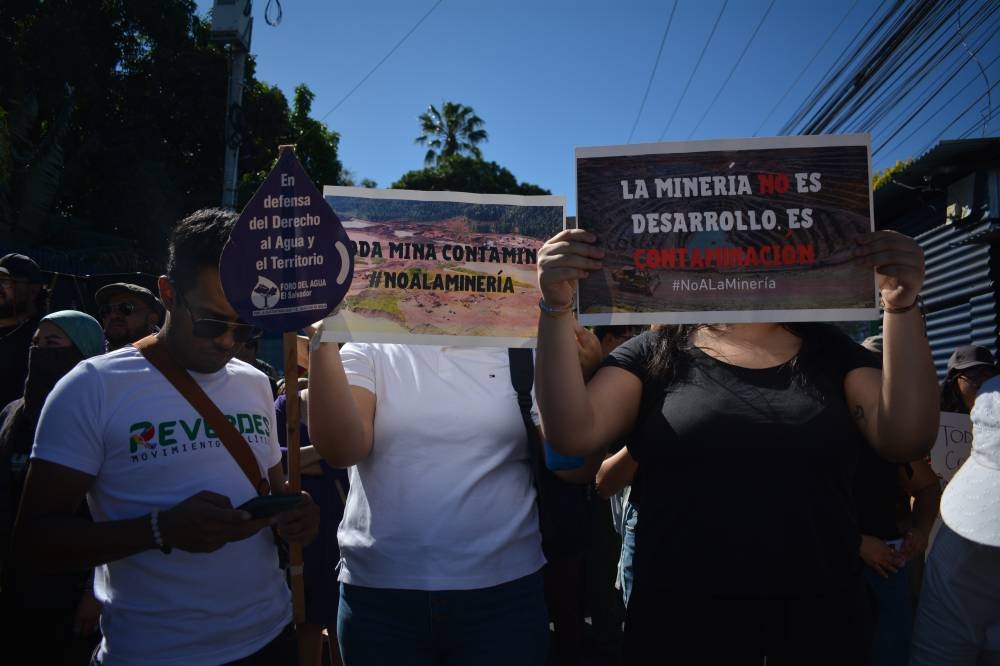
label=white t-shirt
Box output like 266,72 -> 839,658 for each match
338,343 -> 545,590
31,346 -> 290,666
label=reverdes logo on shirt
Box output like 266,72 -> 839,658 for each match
127,413 -> 271,458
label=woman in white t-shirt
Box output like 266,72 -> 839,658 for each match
306,334 -> 549,666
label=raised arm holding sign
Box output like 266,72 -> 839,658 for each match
532,135 -> 940,662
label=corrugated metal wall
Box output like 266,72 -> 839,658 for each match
918,219 -> 999,378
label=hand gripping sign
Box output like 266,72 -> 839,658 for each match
220,146 -> 353,333
219,145 -> 353,625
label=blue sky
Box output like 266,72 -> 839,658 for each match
196,0 -> 1000,214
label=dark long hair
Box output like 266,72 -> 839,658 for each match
939,372 -> 967,413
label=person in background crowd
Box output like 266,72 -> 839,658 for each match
235,336 -> 281,399
939,344 -> 999,413
0,253 -> 48,407
1,310 -> 105,665
11,209 -> 319,666
856,334 -> 941,666
535,228 -> 939,664
94,282 -> 164,351
911,375 -> 1000,665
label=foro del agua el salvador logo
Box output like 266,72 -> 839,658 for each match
251,275 -> 280,309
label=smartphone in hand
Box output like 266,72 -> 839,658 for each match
237,494 -> 305,520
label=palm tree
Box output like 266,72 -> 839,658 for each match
414,102 -> 488,166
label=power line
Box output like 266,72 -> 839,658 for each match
687,0 -> 775,139
657,0 -> 729,141
860,4 -> 998,140
310,0 -> 444,129
958,103 -> 1000,138
778,0 -> 892,135
872,21 -> 1000,158
799,0 -> 944,136
627,1 -> 678,143
956,0 -> 996,141
844,0 -> 970,133
753,0 -> 860,136
914,73 -> 1000,155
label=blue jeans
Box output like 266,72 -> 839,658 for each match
337,571 -> 549,666
863,562 -> 912,666
617,501 -> 637,608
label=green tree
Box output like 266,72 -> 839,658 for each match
393,155 -> 549,195
0,1 -> 351,272
872,159 -> 913,191
237,82 -> 347,206
414,101 -> 488,166
289,84 -> 343,189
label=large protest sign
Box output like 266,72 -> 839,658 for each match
575,135 -> 876,325
320,187 -> 564,347
220,148 -> 353,333
930,411 -> 973,484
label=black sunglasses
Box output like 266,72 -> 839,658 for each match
182,300 -> 262,343
99,302 -> 142,317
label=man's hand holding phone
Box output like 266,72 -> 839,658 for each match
237,494 -> 306,519
271,483 -> 320,546
159,490 -> 275,553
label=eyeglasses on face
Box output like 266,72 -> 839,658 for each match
99,302 -> 143,317
182,301 -> 263,343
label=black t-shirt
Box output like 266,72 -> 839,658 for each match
604,325 -> 878,597
855,445 -> 912,540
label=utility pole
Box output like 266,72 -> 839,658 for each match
210,0 -> 254,209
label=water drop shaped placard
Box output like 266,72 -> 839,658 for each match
220,148 -> 354,332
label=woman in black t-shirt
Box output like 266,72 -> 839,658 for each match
533,229 -> 939,664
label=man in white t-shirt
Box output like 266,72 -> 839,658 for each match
10,208 -> 319,666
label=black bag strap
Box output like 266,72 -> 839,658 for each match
508,348 -> 546,502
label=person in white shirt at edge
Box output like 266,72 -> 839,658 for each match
910,374 -> 1000,665
306,319 -> 603,666
11,208 -> 319,666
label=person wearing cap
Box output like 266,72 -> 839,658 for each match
911,374 -> 1000,664
0,310 -> 105,664
95,282 -> 164,351
940,344 -> 999,413
0,253 -> 48,407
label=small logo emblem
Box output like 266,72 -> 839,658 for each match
251,275 -> 280,309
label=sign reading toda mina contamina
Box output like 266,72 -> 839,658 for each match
319,186 -> 565,347
575,134 -> 877,325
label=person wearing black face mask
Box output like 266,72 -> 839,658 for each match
0,309 -> 104,665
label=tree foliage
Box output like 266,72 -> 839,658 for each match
393,155 -> 549,196
414,101 -> 488,166
0,0 -> 347,272
872,159 -> 914,191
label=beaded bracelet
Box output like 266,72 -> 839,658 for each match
151,509 -> 171,554
538,297 -> 574,317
